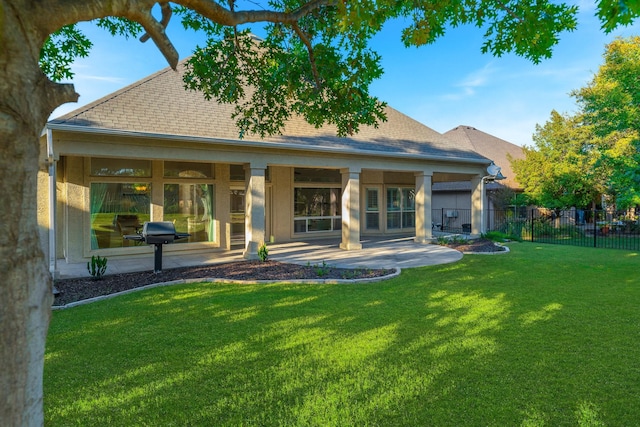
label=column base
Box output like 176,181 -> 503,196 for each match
340,242 -> 362,251
414,236 -> 434,244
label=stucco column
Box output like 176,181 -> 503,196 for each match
243,165 -> 266,259
471,176 -> 483,236
414,172 -> 433,243
340,167 -> 362,250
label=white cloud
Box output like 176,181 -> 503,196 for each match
440,62 -> 498,100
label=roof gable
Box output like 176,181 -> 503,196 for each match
444,125 -> 525,188
50,61 -> 487,163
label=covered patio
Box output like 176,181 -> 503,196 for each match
56,236 -> 462,279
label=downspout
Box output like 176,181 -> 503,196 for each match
46,127 -> 58,280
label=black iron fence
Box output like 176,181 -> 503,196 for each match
487,208 -> 640,251
432,208 -> 472,234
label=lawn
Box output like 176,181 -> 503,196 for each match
44,242 -> 640,426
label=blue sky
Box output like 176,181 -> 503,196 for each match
51,1 -> 640,147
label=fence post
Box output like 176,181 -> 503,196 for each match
530,209 -> 534,242
593,209 -> 597,248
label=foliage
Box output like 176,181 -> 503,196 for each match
482,230 -> 520,242
257,242 -> 269,262
45,243 -> 640,425
512,111 -> 605,209
307,260 -> 330,277
38,0 -> 592,138
513,37 -> 640,210
86,255 -> 108,280
436,235 -> 467,245
574,36 -> 640,209
39,25 -> 92,81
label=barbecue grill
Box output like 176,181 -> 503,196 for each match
124,221 -> 190,273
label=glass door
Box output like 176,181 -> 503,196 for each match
230,188 -> 245,245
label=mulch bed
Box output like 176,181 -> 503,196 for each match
53,261 -> 395,307
53,239 -> 505,307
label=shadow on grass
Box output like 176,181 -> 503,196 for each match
45,243 -> 639,426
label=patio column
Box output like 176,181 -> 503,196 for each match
471,175 -> 483,236
340,167 -> 362,250
243,165 -> 266,259
414,172 -> 433,243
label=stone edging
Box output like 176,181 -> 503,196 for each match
52,267 -> 402,311
462,242 -> 511,255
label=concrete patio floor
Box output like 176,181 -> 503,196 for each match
56,236 -> 463,279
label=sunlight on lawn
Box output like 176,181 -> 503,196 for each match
45,243 -> 640,426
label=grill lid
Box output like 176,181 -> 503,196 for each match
143,221 -> 177,236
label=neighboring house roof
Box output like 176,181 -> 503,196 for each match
48,60 -> 488,164
443,125 -> 525,189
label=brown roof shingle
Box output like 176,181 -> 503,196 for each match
444,125 -> 525,188
50,60 -> 487,163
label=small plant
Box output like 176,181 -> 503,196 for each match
87,255 -> 108,280
436,235 -> 467,245
313,261 -> 330,277
257,242 -> 269,262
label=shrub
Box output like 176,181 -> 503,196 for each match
87,255 -> 108,280
257,242 -> 269,262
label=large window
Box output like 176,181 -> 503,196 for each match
386,187 -> 415,230
89,159 -> 216,250
164,184 -> 215,243
90,182 -> 151,249
294,187 -> 341,233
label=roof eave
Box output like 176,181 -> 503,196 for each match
45,123 -> 491,165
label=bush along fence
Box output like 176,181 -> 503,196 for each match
487,208 -> 640,251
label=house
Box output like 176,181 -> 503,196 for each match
429,125 -> 525,230
37,60 -> 496,276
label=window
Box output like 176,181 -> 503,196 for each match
294,187 -> 341,233
164,161 -> 213,178
89,182 -> 151,249
294,168 -> 341,183
387,187 -> 415,230
164,184 -> 215,243
230,164 -> 245,181
89,158 -> 216,250
365,188 -> 380,230
90,158 -> 151,177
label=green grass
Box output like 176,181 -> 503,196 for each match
45,243 -> 640,426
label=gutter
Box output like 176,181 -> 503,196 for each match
46,128 -> 57,279
45,123 -> 491,166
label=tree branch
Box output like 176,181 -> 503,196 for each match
291,22 -> 322,90
494,0 -> 523,23
37,0 -> 336,70
133,1 -> 179,69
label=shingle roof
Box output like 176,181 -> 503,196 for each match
444,125 -> 525,188
49,60 -> 487,163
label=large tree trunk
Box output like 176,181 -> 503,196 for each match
0,3 -> 76,425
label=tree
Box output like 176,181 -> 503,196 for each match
574,36 -> 640,208
512,37 -> 640,210
1,0 -> 637,424
512,110 -> 605,209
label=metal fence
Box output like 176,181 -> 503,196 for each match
487,208 -> 640,251
432,208 -> 472,234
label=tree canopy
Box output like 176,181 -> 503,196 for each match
512,36 -> 640,210
40,0 -> 587,137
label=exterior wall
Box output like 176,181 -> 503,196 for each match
41,130 -> 488,269
270,166 -> 292,242
432,192 -> 472,211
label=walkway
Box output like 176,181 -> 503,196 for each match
56,236 -> 462,279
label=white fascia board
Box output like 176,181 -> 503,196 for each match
45,123 -> 491,166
